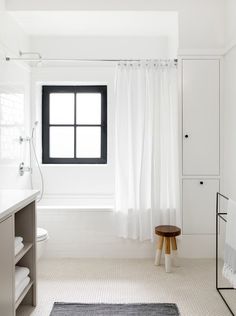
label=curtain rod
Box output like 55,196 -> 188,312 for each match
5,57 -> 178,63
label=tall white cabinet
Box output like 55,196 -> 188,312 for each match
181,58 -> 220,235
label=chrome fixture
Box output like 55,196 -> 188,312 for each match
19,50 -> 42,59
19,136 -> 31,144
5,51 -> 42,65
19,162 -> 31,176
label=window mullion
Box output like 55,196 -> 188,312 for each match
74,91 -> 76,159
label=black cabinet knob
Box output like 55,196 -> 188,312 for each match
200,181 -> 204,185
184,134 -> 189,138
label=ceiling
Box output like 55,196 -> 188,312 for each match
9,11 -> 178,37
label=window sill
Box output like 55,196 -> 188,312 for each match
40,164 -> 109,167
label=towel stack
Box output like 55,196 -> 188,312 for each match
15,266 -> 30,301
15,237 -> 24,256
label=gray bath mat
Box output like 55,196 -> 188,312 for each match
50,302 -> 180,316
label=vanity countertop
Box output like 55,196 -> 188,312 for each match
0,189 -> 39,221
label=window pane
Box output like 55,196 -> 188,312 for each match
50,93 -> 74,124
76,127 -> 101,158
50,127 -> 74,158
76,93 -> 101,124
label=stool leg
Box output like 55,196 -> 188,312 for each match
171,237 -> 179,267
165,237 -> 171,273
155,236 -> 164,266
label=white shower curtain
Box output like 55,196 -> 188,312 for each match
114,60 -> 180,241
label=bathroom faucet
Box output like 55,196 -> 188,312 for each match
19,136 -> 31,144
19,162 -> 32,176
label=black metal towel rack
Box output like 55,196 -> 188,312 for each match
216,192 -> 235,316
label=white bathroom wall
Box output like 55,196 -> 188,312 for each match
0,3 -> 29,56
6,0 -> 225,52
224,0 -> 236,50
30,36 -> 171,60
216,0 -> 236,258
221,0 -> 236,201
0,0 -> 31,189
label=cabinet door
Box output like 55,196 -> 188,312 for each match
183,179 -> 219,234
0,216 -> 14,316
183,59 -> 220,175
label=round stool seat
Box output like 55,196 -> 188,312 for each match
155,225 -> 181,237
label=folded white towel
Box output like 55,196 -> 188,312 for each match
15,242 -> 24,256
15,266 -> 30,288
15,236 -> 23,247
15,276 -> 30,302
223,199 -> 236,287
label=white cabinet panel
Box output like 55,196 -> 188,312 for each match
0,216 -> 14,316
183,59 -> 220,175
183,179 -> 219,234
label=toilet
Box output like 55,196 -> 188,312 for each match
37,227 -> 49,260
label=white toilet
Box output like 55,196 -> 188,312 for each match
37,227 -> 49,260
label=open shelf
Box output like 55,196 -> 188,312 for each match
0,193 -> 37,316
15,281 -> 33,310
15,243 -> 33,264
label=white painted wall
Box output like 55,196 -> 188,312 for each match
6,0 -> 225,51
0,6 -> 29,56
218,0 -> 236,258
221,0 -> 236,200
224,0 -> 236,49
30,36 -> 172,60
0,0 -> 31,189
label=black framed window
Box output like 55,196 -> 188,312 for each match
42,85 -> 107,164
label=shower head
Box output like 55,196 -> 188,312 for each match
31,121 -> 39,138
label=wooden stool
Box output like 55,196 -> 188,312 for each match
154,225 -> 181,273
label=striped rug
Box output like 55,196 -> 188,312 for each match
50,302 -> 180,315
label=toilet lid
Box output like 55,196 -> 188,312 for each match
37,227 -> 48,241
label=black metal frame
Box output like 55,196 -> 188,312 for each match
42,85 -> 107,164
216,192 -> 235,316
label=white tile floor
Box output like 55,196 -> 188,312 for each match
18,258 -> 235,316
